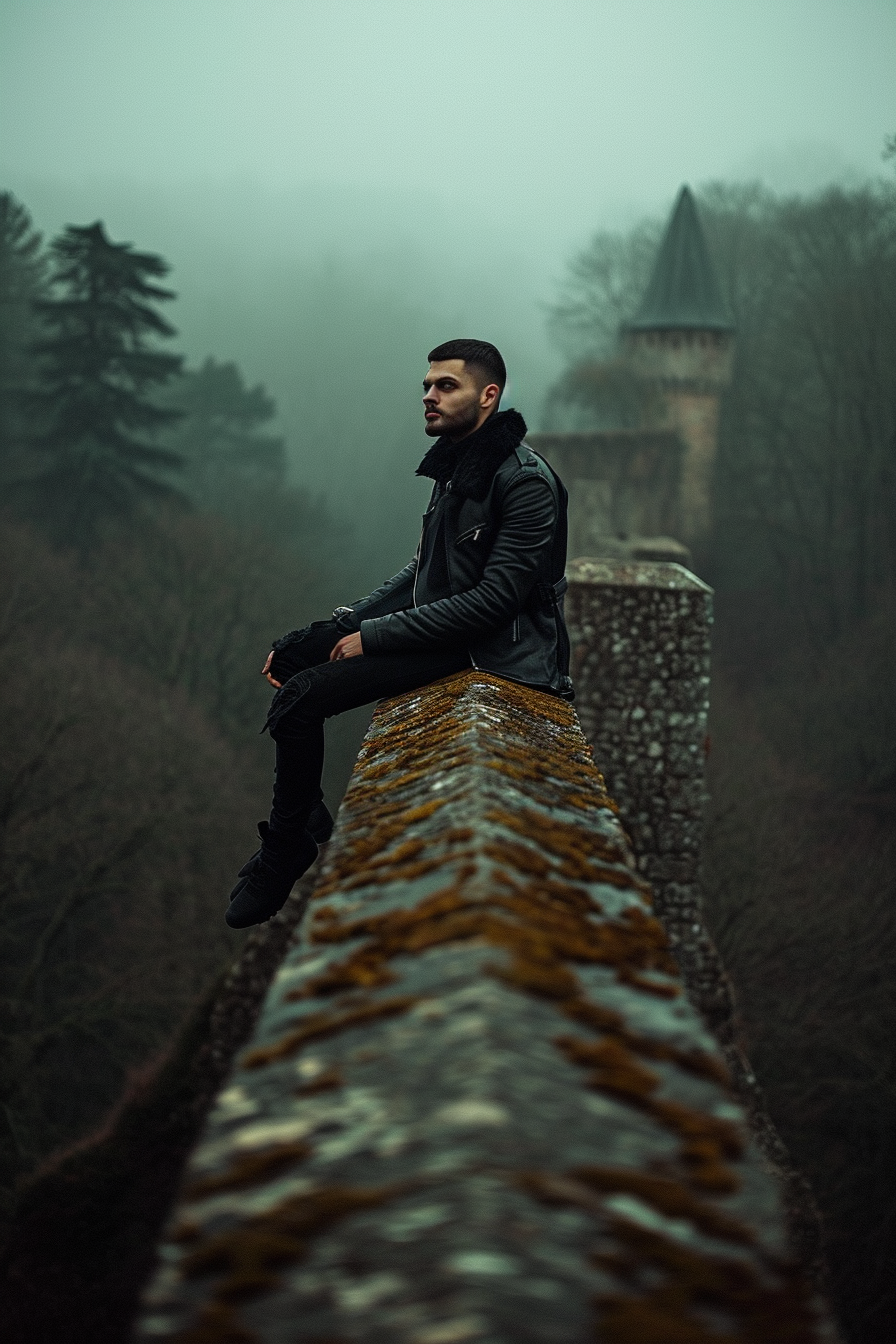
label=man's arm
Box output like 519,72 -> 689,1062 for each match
324,554 -> 420,662
359,474 -> 556,655
344,556 -> 418,623
261,548 -> 421,684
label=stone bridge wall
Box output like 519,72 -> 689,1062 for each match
135,672 -> 834,1344
565,559 -> 726,1025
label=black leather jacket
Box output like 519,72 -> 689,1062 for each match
347,409 -> 572,697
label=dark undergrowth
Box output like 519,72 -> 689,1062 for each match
702,592 -> 896,1344
0,883 -> 313,1344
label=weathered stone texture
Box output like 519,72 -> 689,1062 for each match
135,672 -> 832,1344
565,559 -> 729,1027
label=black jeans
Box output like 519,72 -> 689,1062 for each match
263,621 -> 469,836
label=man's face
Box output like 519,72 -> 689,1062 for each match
422,359 -> 499,439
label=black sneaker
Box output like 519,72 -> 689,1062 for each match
235,803 -> 334,888
225,828 -> 319,928
308,801 -> 335,845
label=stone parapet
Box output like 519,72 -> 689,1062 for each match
135,672 -> 832,1343
565,559 -> 726,1022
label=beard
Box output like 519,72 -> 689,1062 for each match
424,396 -> 482,439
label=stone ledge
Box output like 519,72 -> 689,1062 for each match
135,672 -> 835,1344
568,556 -> 712,591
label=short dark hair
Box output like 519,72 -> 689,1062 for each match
428,338 -> 506,391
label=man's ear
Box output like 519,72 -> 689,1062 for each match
480,382 -> 501,411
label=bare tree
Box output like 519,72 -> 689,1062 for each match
0,522 -> 255,1192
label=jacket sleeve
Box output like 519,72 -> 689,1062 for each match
347,557 -> 418,621
360,473 -> 556,654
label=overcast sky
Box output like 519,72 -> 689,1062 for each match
2,0 -> 893,221
1,0 -> 894,503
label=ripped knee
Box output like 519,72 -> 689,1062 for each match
263,668 -> 321,738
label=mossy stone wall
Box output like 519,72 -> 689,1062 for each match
134,672 -> 833,1343
566,559 -> 731,1027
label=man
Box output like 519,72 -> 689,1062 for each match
226,338 -> 571,928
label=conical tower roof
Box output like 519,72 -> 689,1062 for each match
628,185 -> 733,332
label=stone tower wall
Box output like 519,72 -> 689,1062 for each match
665,389 -> 721,541
623,328 -> 734,386
528,430 -> 683,552
622,329 -> 734,547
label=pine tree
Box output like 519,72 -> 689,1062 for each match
0,193 -> 47,483
29,221 -> 185,546
162,357 -> 287,508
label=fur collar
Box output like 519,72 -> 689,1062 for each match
416,408 -> 528,501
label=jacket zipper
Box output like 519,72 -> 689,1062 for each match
412,515 -> 429,609
413,487 -> 442,608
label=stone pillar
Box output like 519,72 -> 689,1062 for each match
134,672 -> 834,1344
565,558 -> 727,1025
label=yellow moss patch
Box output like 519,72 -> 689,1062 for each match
517,1168 -> 814,1343
594,1215 -> 818,1344
184,1142 -> 313,1201
561,1000 -> 724,1084
169,1182 -> 406,1342
488,951 -> 581,1000
294,1066 -> 344,1096
649,1101 -> 743,1193
554,1030 -> 742,1191
485,805 -> 626,869
556,1034 -> 661,1100
286,948 -> 398,998
522,1165 -> 753,1245
305,885 -> 672,1001
240,996 -> 419,1070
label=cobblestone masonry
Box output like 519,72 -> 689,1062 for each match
135,672 -> 834,1344
565,559 -> 725,1026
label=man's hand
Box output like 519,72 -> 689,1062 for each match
330,632 -> 364,661
261,651 -> 282,688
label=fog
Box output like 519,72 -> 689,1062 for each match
2,11 -> 896,1338
3,1 -> 892,203
2,0 -> 893,543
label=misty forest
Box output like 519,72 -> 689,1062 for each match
1,13 -> 895,1336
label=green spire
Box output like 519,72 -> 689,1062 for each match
628,185 -> 733,332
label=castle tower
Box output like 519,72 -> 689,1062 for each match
623,185 -> 734,546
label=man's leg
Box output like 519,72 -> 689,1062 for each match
270,732 -> 327,835
226,647 -> 469,927
268,646 -> 470,832
267,620 -> 346,685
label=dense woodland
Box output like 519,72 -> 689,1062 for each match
0,173 -> 894,1341
0,200 -> 360,1202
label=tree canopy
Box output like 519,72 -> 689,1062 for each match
27,221 -> 186,546
0,193 -> 46,481
161,356 -> 287,507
